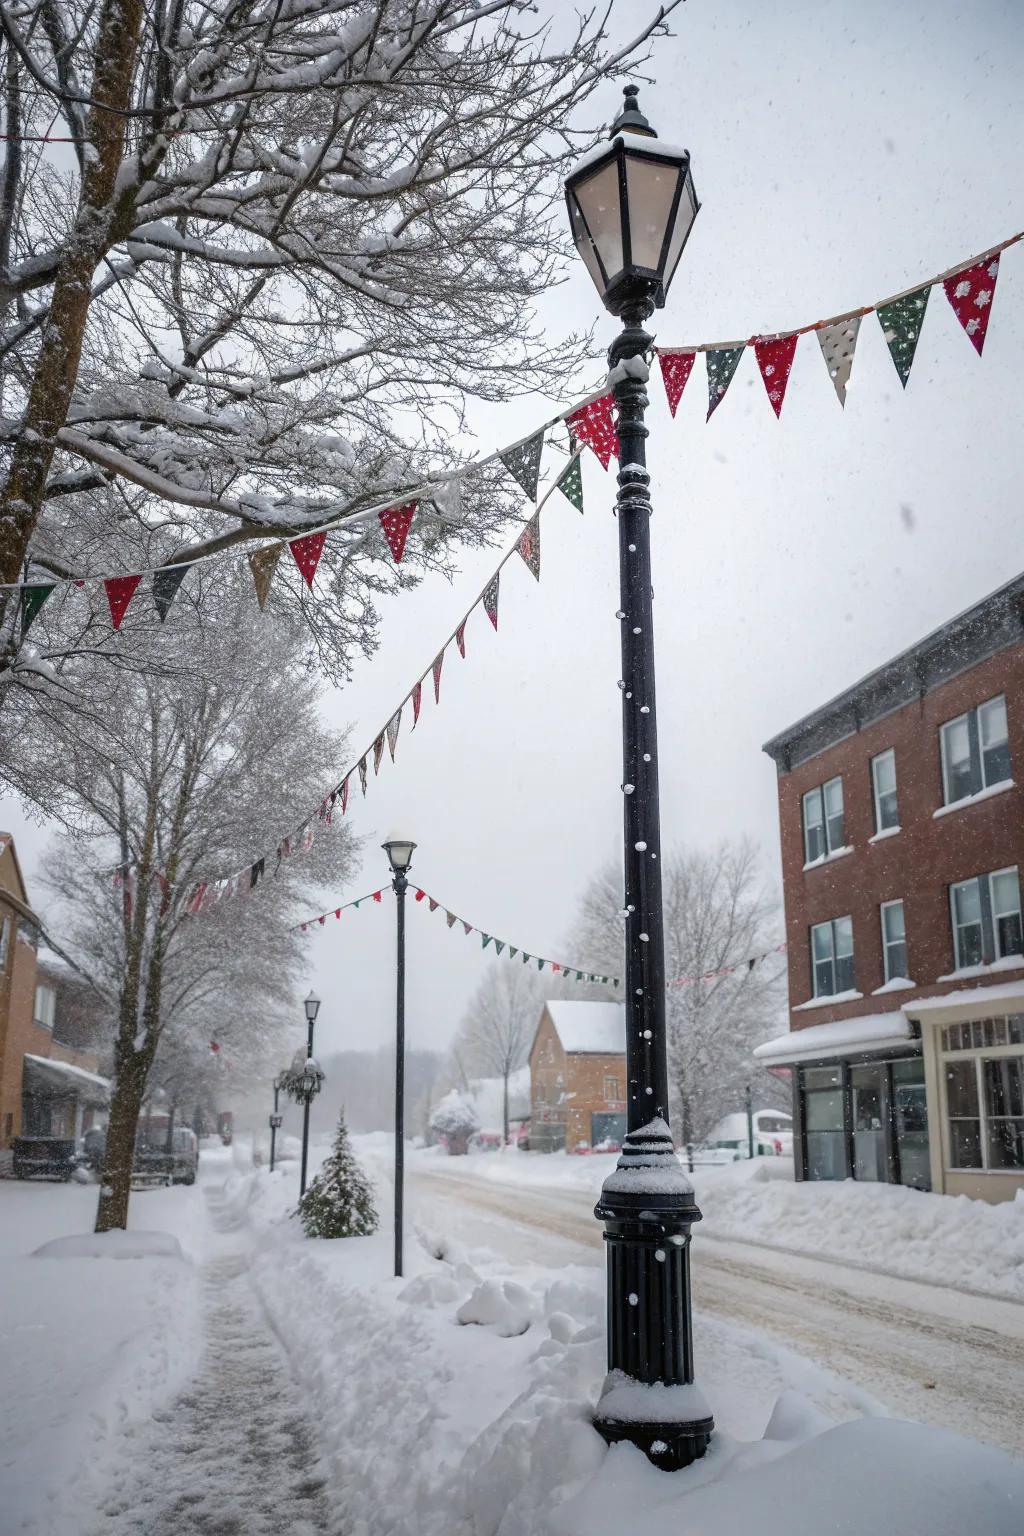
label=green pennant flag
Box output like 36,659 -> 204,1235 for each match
522,952 -> 530,964
575,971 -> 583,982
705,346 -> 745,419
508,947 -> 517,959
494,940 -> 505,956
555,455 -> 584,513
537,957 -> 544,971
152,563 -> 191,623
876,285 -> 931,388
20,583 -> 55,638
498,429 -> 544,502
481,934 -> 492,950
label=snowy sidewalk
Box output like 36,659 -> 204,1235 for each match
93,1183 -> 334,1536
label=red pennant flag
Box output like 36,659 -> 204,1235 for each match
483,573 -> 500,629
428,897 -> 438,913
334,908 -> 341,919
104,575 -> 142,630
341,777 -> 350,815
289,531 -> 327,589
318,915 -> 326,926
411,680 -> 423,728
462,921 -> 472,935
566,393 -> 618,469
552,963 -> 561,974
455,621 -> 466,659
658,351 -> 696,417
753,335 -> 798,418
432,652 -> 444,703
415,889 -> 425,902
372,733 -> 385,774
379,500 -> 417,563
943,257 -> 999,355
301,922 -> 308,932
372,890 -> 383,903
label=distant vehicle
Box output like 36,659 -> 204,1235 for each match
12,1136 -> 76,1181
707,1108 -> 793,1159
570,1140 -> 591,1155
81,1125 -> 198,1186
468,1131 -> 502,1153
592,1137 -> 623,1154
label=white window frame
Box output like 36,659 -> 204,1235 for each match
880,899 -> 907,982
940,1036 -> 1024,1173
810,915 -> 854,998
33,984 -> 56,1030
802,775 -> 845,863
950,866 -> 1023,970
871,749 -> 899,833
940,693 -> 1011,806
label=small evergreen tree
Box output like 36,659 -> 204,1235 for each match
295,1109 -> 378,1239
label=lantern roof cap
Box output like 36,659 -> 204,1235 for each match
611,84 -> 656,139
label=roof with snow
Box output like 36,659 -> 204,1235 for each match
543,1000 -> 625,1056
762,569 -> 1024,771
754,1012 -> 914,1065
22,1053 -> 110,1102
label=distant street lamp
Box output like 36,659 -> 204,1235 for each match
564,86 -> 712,1470
300,989 -> 321,1197
383,836 -> 416,1278
269,1070 -> 286,1172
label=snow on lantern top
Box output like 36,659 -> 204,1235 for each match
564,86 -> 699,316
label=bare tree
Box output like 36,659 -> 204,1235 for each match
449,964 -> 542,1142
5,581 -> 356,1229
0,1 -> 679,679
563,840 -> 787,1145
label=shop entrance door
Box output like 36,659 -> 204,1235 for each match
851,1064 -> 889,1181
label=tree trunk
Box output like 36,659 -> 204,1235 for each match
502,1070 -> 510,1146
95,1052 -> 148,1231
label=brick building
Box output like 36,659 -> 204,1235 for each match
528,1001 -> 626,1152
0,834 -> 109,1157
756,574 -> 1024,1203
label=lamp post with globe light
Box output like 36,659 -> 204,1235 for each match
382,837 -> 416,1278
563,85 -> 713,1470
299,989 -> 321,1197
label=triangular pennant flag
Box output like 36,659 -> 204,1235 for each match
372,733 -> 385,774
428,897 -> 438,913
249,544 -> 283,609
414,889 -> 425,902
289,531 -> 327,589
386,708 -> 401,761
816,316 -> 862,407
522,952 -> 530,964
462,921 -> 472,936
412,681 -> 423,729
705,346 -> 745,419
536,957 -> 544,971
481,934 -> 492,950
509,947 -> 518,960
494,940 -> 505,956
334,908 -> 341,919
358,757 -> 368,796
373,890 -> 383,903
566,393 -> 618,469
104,575 -> 142,631
517,517 -> 540,581
20,583 -> 55,638
455,622 -> 466,659
379,500 -> 417,563
658,350 -> 697,417
552,964 -> 561,974
318,914 -> 325,926
249,857 -> 265,890
753,334 -> 798,418
943,256 -> 999,356
555,455 -> 583,513
575,971 -> 583,982
152,564 -> 190,622
446,911 -> 457,928
432,652 -> 444,703
341,777 -> 350,815
482,573 -> 499,630
876,285 -> 930,388
498,429 -> 544,502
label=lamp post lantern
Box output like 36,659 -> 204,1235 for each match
383,836 -> 416,1279
299,989 -> 321,1197
564,85 -> 713,1471
269,1071 -> 286,1172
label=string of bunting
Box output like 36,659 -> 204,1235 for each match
292,886 -> 388,930
178,448 -> 591,915
654,230 -> 1020,420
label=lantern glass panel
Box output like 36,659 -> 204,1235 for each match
568,195 -> 606,292
661,171 -> 699,292
623,153 -> 681,271
572,161 -> 623,286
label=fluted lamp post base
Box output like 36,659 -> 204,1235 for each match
593,1120 -> 714,1471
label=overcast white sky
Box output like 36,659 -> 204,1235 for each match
2,0 -> 1022,1067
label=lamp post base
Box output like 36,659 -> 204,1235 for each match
593,1119 -> 713,1470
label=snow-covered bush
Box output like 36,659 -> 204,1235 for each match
295,1111 -> 377,1240
430,1090 -> 480,1155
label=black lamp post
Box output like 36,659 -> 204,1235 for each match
564,86 -> 713,1471
299,989 -> 321,1197
269,1071 -> 286,1172
383,836 -> 416,1278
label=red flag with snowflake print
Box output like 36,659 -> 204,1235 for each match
373,733 -> 385,774
432,652 -> 444,703
482,573 -> 500,628
658,351 -> 696,417
411,681 -> 422,728
566,393 -> 618,469
386,709 -> 401,761
517,518 -> 540,581
455,621 -> 466,659
289,532 -> 327,588
372,890 -> 383,904
943,257 -> 1000,355
341,777 -> 350,815
379,501 -> 417,562
753,334 -> 798,418
104,575 -> 142,630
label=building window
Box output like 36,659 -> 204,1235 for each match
880,900 -> 908,981
603,1076 -> 620,1101
942,1033 -> 1024,1172
950,867 -> 1023,970
0,915 -> 9,971
803,1065 -> 846,1180
940,694 -> 1011,806
942,1017 -> 1024,1050
803,776 -> 845,863
871,749 -> 899,832
33,984 -> 56,1030
810,915 -> 854,997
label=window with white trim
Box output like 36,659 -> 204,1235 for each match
603,1075 -> 620,1101
33,984 -> 56,1030
942,1020 -> 1024,1172
810,915 -> 854,997
871,749 -> 899,832
940,694 -> 1011,805
880,899 -> 907,982
950,867 -> 1023,970
802,777 -> 844,863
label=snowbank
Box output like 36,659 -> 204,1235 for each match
32,1229 -> 185,1260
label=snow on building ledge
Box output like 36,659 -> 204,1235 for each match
903,980 -> 1024,1023
753,1012 -> 914,1065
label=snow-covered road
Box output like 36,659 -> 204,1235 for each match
408,1165 -> 1024,1458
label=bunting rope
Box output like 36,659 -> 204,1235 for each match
291,885 -> 388,929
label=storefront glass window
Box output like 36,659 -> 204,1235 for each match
804,1066 -> 846,1180
945,1060 -> 982,1169
984,1056 -> 1024,1170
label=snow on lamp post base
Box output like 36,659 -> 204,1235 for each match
592,1119 -> 713,1471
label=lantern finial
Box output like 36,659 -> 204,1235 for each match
611,84 -> 656,140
